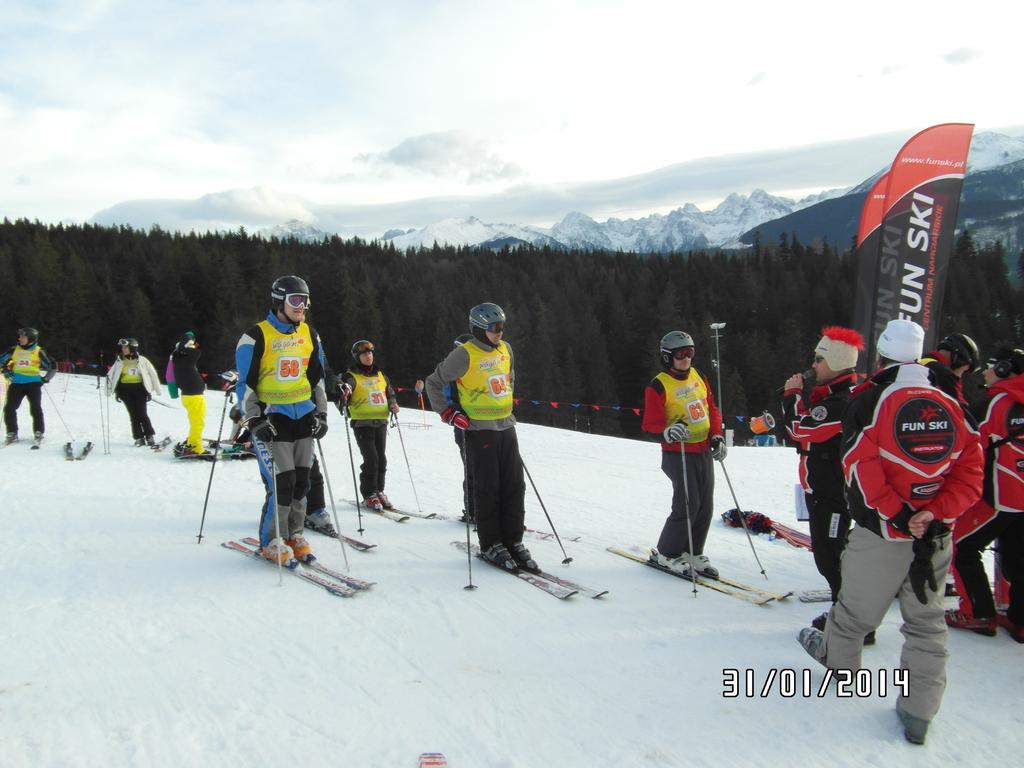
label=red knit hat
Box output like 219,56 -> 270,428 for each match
814,326 -> 864,371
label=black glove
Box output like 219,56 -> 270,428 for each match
248,417 -> 277,444
710,435 -> 728,462
908,521 -> 942,605
312,413 -> 329,439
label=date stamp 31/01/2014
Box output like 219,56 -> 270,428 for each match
722,668 -> 909,699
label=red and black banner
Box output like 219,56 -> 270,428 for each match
852,171 -> 889,372
853,123 -> 973,368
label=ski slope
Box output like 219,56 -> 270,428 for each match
2,374 -> 1020,767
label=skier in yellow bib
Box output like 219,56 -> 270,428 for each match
235,275 -> 330,566
426,302 -> 538,574
338,339 -> 399,512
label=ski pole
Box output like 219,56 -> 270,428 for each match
315,436 -> 350,572
390,413 -> 424,515
460,434 -> 476,590
341,394 -> 364,535
677,446 -> 699,597
196,389 -> 231,544
42,384 -> 74,439
521,459 -> 573,565
96,368 -> 107,454
717,457 -> 768,579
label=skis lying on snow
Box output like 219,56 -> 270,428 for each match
419,753 -> 448,767
606,546 -> 792,606
240,537 -> 375,590
434,513 -> 582,543
221,540 -> 357,598
451,541 -> 606,599
798,589 -> 833,603
303,519 -> 377,551
151,436 -> 173,452
344,499 -> 410,523
64,441 -> 94,460
771,522 -> 813,550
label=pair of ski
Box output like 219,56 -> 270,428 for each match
452,541 -> 607,600
606,546 -> 792,606
222,537 -> 375,598
343,499 -> 435,524
63,441 -> 94,460
431,513 -> 581,544
303,519 -> 377,551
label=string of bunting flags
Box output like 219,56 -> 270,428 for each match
396,381 -> 761,426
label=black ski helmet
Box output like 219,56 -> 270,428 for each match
271,275 -> 311,312
937,333 -> 980,372
18,327 -> 39,344
351,339 -> 375,362
469,302 -> 506,346
118,337 -> 140,350
660,330 -> 695,369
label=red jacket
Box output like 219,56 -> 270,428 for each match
642,368 -> 723,454
842,363 -> 983,541
979,374 -> 1024,513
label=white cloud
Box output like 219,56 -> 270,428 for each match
0,0 -> 1020,224
355,132 -> 524,184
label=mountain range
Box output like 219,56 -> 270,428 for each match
255,131 -> 1024,255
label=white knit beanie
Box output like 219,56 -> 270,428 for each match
876,319 -> 925,363
814,326 -> 864,371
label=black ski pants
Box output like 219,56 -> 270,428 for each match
657,449 -> 714,557
354,424 -> 388,498
465,427 -> 526,551
307,456 -> 326,513
454,427 -> 475,519
116,383 -> 154,440
953,510 -> 1024,625
4,381 -> 44,435
807,492 -> 851,603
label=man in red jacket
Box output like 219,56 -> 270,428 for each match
946,347 -> 1024,641
643,330 -> 725,579
799,319 -> 983,745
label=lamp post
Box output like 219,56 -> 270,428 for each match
709,322 -> 726,429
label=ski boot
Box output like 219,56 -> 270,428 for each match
261,537 -> 297,567
944,609 -> 996,636
509,542 -> 540,574
480,543 -> 518,572
4,432 -> 17,445
363,493 -> 384,512
376,491 -> 395,510
286,535 -> 314,563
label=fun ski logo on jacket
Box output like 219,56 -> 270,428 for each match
894,398 -> 955,463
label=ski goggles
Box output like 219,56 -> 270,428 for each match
670,347 -> 694,360
284,293 -> 311,309
354,341 -> 375,355
118,338 -> 138,347
486,322 -> 505,333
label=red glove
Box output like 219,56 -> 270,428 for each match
441,406 -> 470,430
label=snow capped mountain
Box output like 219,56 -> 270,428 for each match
967,131 -> 1024,171
257,219 -> 330,242
385,216 -> 559,250
383,189 -> 837,253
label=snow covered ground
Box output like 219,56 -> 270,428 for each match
3,374 -> 1021,767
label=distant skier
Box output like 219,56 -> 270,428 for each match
107,337 -> 161,446
236,275 -> 329,566
426,303 -> 539,573
643,330 -> 726,578
337,340 -> 400,511
2,327 -> 56,446
167,331 -> 207,457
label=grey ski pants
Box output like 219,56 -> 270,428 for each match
656,450 -> 714,557
823,525 -> 953,722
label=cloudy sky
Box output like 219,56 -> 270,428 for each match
2,0 -> 1020,233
